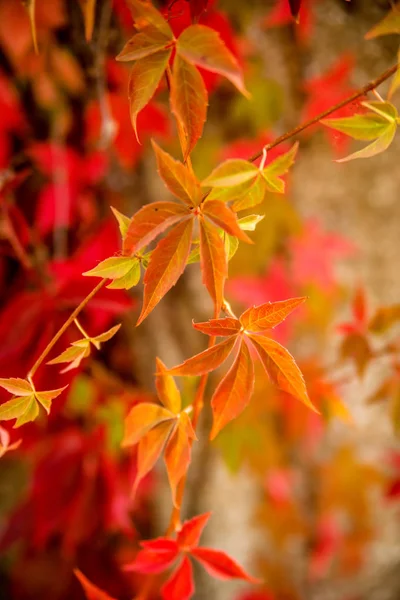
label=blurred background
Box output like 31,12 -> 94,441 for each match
0,1 -> 400,599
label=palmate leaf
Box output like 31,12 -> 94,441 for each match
0,379 -> 67,428
122,402 -> 176,447
199,218 -> 228,315
176,24 -> 248,95
128,49 -> 172,141
170,54 -> 208,160
152,142 -> 200,206
336,122 -> 397,162
116,29 -> 172,62
167,298 -> 316,437
126,0 -> 174,38
123,201 -> 191,255
137,218 -> 194,325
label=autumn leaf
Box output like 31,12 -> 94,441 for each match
165,413 -> 194,505
128,49 -> 172,141
123,201 -> 191,255
117,29 -> 173,62
365,3 -> 400,39
156,357 -> 181,413
240,297 -> 306,332
193,317 -> 241,337
170,54 -> 208,159
203,159 -> 259,188
78,0 -> 97,41
190,547 -> 260,582
199,217 -> 227,315
167,333 -> 238,377
176,24 -> 248,95
83,256 -> 141,289
161,556 -> 194,600
152,141 -> 200,206
203,200 -> 253,243
74,569 -> 117,600
126,0 -> 174,39
137,218 -> 193,325
0,379 -> 67,427
122,402 -> 176,447
210,340 -> 254,439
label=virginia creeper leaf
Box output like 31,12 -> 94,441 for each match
0,395 -> 38,423
177,24 -> 247,95
0,378 -> 34,396
129,49 -> 172,141
123,201 -> 190,255
137,218 -> 193,325
74,569 -> 116,600
117,30 -> 172,62
111,206 -> 131,239
126,0 -> 174,39
322,113 -> 393,141
122,402 -> 176,447
152,141 -> 200,206
210,340 -> 254,440
34,386 -> 69,414
170,53 -> 208,159
240,297 -> 306,333
156,357 -> 181,413
262,142 -> 299,193
177,512 -> 211,549
361,101 -> 398,122
202,160 -> 258,188
231,176 -> 267,212
191,547 -> 260,582
238,214 -> 265,231
336,122 -> 397,162
193,317 -> 241,337
83,256 -> 139,279
134,420 -> 177,496
106,261 -> 141,290
365,3 -> 400,39
165,414 -> 193,506
91,324 -> 121,345
161,557 -> 194,600
167,335 -> 238,376
48,343 -> 91,373
125,540 -> 179,574
248,334 -> 317,412
203,200 -> 253,243
199,217 -> 227,315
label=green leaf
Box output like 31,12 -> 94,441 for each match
224,233 -> 239,261
365,3 -> 400,39
322,113 -> 394,141
83,256 -> 139,280
202,160 -> 258,188
361,101 -> 398,122
238,214 -> 265,231
111,206 -> 131,239
231,176 -> 267,212
107,261 -> 141,289
336,121 -> 397,162
263,142 -> 299,177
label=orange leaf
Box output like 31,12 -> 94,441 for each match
240,297 -> 307,333
79,0 -> 96,41
152,141 -> 200,206
137,218 -> 193,324
193,317 -> 241,337
122,402 -> 176,447
248,335 -> 317,412
177,24 -> 247,95
210,340 -> 254,439
129,49 -> 172,141
156,357 -> 181,413
74,569 -> 117,600
167,336 -> 238,377
170,53 -> 208,159
134,420 -> 177,495
126,0 -> 173,39
165,416 -> 193,506
123,201 -> 190,255
117,30 -> 173,62
203,200 -> 253,243
199,217 -> 227,315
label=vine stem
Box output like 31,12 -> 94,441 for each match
248,62 -> 399,163
27,279 -> 106,380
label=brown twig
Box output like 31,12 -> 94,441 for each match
248,63 -> 399,162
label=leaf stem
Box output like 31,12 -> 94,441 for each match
74,318 -> 91,339
248,63 -> 399,162
28,279 -> 106,379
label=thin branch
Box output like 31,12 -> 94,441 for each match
248,63 -> 399,162
28,279 -> 106,379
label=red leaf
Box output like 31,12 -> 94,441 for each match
128,49 -> 172,141
123,201 -> 190,255
170,53 -> 208,159
74,569 -> 117,600
193,317 -> 241,337
167,335 -> 238,376
137,218 -> 193,324
210,340 -> 254,439
199,217 -> 227,315
240,297 -> 306,333
125,538 -> 179,574
161,556 -> 195,600
177,24 -> 247,95
152,141 -> 200,206
203,200 -> 253,243
191,547 -> 260,583
248,335 -> 317,412
177,512 -> 211,549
